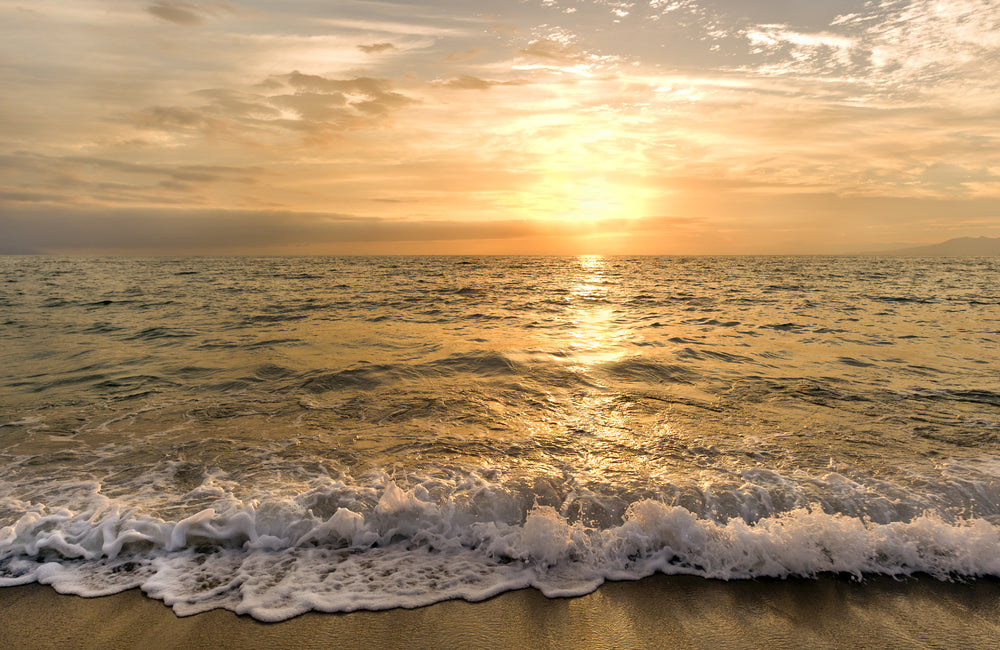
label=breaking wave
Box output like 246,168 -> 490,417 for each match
3,480 -> 999,622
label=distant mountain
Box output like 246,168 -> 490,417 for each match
878,236 -> 1000,256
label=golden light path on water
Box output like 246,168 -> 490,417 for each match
567,255 -> 626,367
560,255 -> 658,488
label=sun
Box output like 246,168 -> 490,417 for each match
530,173 -> 646,223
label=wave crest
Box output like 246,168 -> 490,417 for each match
3,482 -> 1000,621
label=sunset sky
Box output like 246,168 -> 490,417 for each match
2,0 -> 999,254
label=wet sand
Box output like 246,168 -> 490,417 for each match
2,575 -> 999,649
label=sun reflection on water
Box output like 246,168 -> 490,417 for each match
561,256 -> 656,492
567,255 -> 627,366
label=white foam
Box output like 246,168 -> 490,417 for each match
4,481 -> 1000,621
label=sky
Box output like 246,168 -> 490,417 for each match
1,0 -> 999,255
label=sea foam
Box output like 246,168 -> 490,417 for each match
3,481 -> 1000,621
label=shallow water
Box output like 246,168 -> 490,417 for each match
1,255 -> 999,619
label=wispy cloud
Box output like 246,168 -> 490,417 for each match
146,0 -> 237,26
0,151 -> 265,209
314,16 -> 469,37
357,42 -> 396,54
433,75 -> 529,90
444,48 -> 484,62
738,0 -> 1000,104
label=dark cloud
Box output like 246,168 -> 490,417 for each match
0,190 -> 66,203
146,1 -> 236,26
5,198 -> 999,255
357,42 -> 396,54
0,206 -> 548,252
0,204 -> 712,254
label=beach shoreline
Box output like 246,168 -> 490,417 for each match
2,574 -> 999,649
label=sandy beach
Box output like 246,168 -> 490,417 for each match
2,574 -> 999,649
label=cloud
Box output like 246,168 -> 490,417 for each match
0,152 -> 263,208
314,17 -> 465,37
5,189 -> 1000,255
146,1 -> 236,26
0,202 -> 719,254
282,71 -> 369,94
435,75 -> 528,90
127,71 -> 417,143
270,92 -> 350,122
744,24 -> 856,72
917,163 -> 998,192
281,71 -> 417,116
133,106 -> 218,131
60,155 -> 257,184
0,191 -> 63,203
9,198 -> 996,256
737,0 -> 1000,104
0,205 -> 541,252
514,27 -> 621,74
190,88 -> 283,120
358,42 -> 396,54
519,37 -> 585,64
860,0 -> 1000,93
444,48 -> 484,62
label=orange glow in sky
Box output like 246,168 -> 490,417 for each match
1,0 -> 999,254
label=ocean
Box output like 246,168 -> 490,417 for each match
1,255 -> 998,622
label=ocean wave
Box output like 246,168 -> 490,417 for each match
241,313 -> 309,324
125,326 -> 197,341
600,359 -> 695,384
3,481 -> 1000,621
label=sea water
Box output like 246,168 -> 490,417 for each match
1,255 -> 998,621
